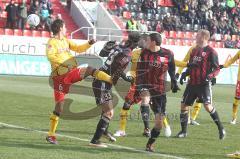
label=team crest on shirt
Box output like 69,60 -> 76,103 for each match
202,52 -> 206,57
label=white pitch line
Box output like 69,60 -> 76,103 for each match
0,122 -> 185,159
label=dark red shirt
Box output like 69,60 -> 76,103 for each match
188,45 -> 220,85
136,47 -> 176,94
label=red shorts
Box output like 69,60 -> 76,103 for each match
235,81 -> 240,99
124,84 -> 141,105
53,68 -> 84,103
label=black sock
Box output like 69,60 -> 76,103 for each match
91,115 -> 110,143
180,111 -> 188,133
210,108 -> 224,131
147,128 -> 160,145
140,104 -> 150,129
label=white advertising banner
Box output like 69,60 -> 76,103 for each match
0,36 -> 239,84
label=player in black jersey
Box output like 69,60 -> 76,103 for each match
89,32 -> 141,147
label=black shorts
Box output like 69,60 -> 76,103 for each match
182,83 -> 212,106
92,79 -> 112,105
142,89 -> 166,115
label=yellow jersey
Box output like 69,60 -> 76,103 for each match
46,37 -> 91,76
223,50 -> 240,80
177,46 -> 195,74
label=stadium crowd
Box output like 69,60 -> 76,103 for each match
123,0 -> 240,48
2,0 -> 55,32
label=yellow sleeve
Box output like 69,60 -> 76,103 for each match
130,48 -> 141,78
224,50 -> 240,68
67,39 -> 92,53
46,39 -> 63,66
177,46 -> 194,74
175,60 -> 187,67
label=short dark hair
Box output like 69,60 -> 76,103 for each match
51,19 -> 64,35
149,33 -> 162,46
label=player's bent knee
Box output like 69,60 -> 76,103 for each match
204,104 -> 213,113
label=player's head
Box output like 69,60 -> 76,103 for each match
196,29 -> 210,47
126,31 -> 141,49
147,33 -> 162,48
51,19 -> 66,36
138,33 -> 149,49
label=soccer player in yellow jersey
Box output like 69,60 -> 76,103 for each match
176,46 -> 203,126
221,50 -> 240,124
45,19 -> 112,144
114,34 -> 188,138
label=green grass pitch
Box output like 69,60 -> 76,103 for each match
0,75 -> 239,159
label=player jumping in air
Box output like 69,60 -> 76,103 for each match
45,19 -> 112,144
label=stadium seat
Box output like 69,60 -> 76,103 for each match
185,24 -> 192,31
176,31 -> 184,38
123,11 -> 131,20
4,28 -> 13,35
175,39 -> 184,46
23,30 -> 32,36
32,30 -> 41,37
216,42 -> 224,48
0,28 -> 4,35
193,24 -> 200,31
41,31 -> 50,37
155,14 -> 160,21
1,11 -> 7,18
184,31 -> 193,39
14,29 -> 23,36
232,35 -> 238,41
183,40 -> 192,46
138,12 -> 145,20
131,12 -> 137,19
223,34 -> 229,40
192,32 -> 197,39
208,41 -> 216,48
162,31 -> 169,37
167,39 -> 175,45
162,38 -> 167,45
169,31 -> 176,38
146,13 -> 152,20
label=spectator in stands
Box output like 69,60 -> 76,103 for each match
226,0 -> 236,15
236,36 -> 240,48
40,3 -> 50,30
173,14 -> 183,31
5,0 -> 17,29
29,0 -> 40,15
224,35 -> 237,48
141,0 -> 156,15
39,0 -> 53,14
155,21 -> 163,33
126,17 -> 138,31
137,19 -> 148,32
17,2 -> 28,30
231,16 -> 240,35
218,16 -> 229,35
163,13 -> 175,32
115,0 -> 125,16
208,16 -> 218,36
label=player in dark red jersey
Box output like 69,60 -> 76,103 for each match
177,29 -> 226,140
89,32 -> 141,148
135,33 -> 180,152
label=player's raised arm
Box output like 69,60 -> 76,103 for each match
223,50 -> 240,68
176,46 -> 194,74
67,39 -> 95,53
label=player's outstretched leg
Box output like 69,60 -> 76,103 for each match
163,117 -> 171,137
190,102 -> 201,125
230,98 -> 239,125
226,151 -> 240,158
